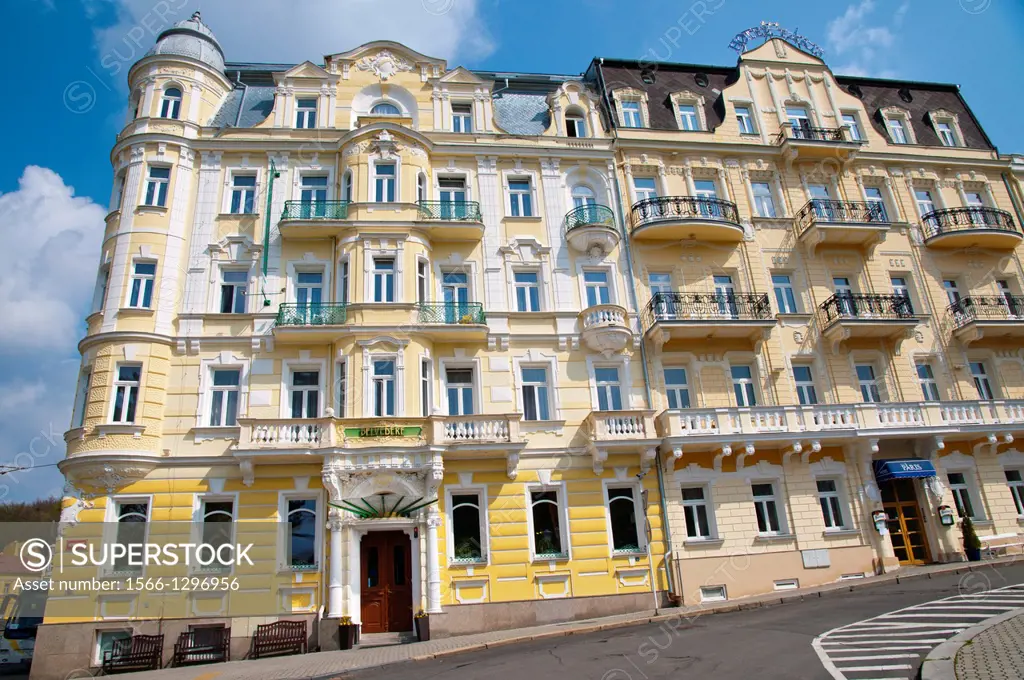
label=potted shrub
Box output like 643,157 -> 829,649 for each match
414,609 -> 430,642
338,616 -> 358,650
962,516 -> 983,562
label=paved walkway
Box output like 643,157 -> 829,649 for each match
955,612 -> 1024,679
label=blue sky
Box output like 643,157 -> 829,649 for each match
1,0 -> 1022,501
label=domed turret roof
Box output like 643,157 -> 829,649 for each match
146,11 -> 225,73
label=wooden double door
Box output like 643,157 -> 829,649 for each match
360,531 -> 413,633
881,479 -> 932,565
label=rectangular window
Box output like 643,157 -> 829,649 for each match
373,258 -> 395,302
887,117 -> 908,144
111,364 -> 141,423
620,100 -> 642,128
751,182 -> 777,218
336,359 -> 347,418
752,482 -> 783,534
113,501 -> 148,573
209,369 -> 240,427
936,122 -> 957,147
372,360 -> 396,417
595,366 -> 623,412
664,368 -> 691,409
295,98 -> 317,128
128,261 -> 156,309
339,260 -> 349,304
633,177 -> 658,202
916,361 -> 941,401
841,113 -> 862,141
944,280 -> 962,306
452,103 -> 473,133
607,487 -> 641,553
530,489 -> 566,558
735,105 -> 754,134
864,187 -> 889,221
971,362 -> 995,400
678,104 -> 699,131
793,365 -> 818,405
785,106 -> 810,130
1006,469 -> 1024,516
229,174 -> 257,214
508,178 -> 533,217
450,492 -> 484,562
681,486 -> 712,538
219,270 -> 247,313
816,479 -> 846,529
565,115 -> 586,138
144,166 -> 170,207
285,498 -> 317,568
72,369 -> 91,428
915,189 -> 936,217
731,365 -> 757,407
96,631 -> 132,666
947,472 -> 977,519
289,370 -> 320,418
416,260 -> 428,304
374,163 -> 396,202
856,364 -> 881,403
93,265 -> 110,313
890,276 -> 913,314
772,274 -> 798,313
300,175 -> 328,212
584,270 -> 611,307
514,271 -> 541,311
445,367 -> 475,416
420,359 -> 431,418
200,500 -> 234,561
522,367 -> 551,421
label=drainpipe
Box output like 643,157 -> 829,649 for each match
261,158 -> 279,306
596,58 -> 677,604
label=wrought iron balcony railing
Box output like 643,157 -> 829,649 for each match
921,207 -> 1018,239
796,199 -> 888,231
641,292 -> 772,331
416,302 -> 486,325
630,196 -> 740,229
564,204 -> 616,233
773,124 -> 852,144
417,200 -> 482,221
947,296 -> 1024,330
280,200 -> 350,220
276,303 -> 348,326
819,293 -> 915,326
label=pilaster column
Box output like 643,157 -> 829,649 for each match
101,145 -> 146,333
682,166 -> 695,196
425,508 -> 442,613
327,514 -> 344,617
476,156 -> 504,311
539,157 -> 572,311
346,526 -> 363,623
155,147 -> 194,335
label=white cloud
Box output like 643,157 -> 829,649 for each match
826,0 -> 910,78
88,0 -> 496,85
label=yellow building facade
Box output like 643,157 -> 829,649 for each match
34,14 -> 1024,678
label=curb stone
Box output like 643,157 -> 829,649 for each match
920,607 -> 1024,680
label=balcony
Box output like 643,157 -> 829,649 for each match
921,207 -> 1021,249
584,410 -> 660,473
272,303 -> 348,342
414,301 -> 488,341
579,304 -> 632,355
796,199 -> 890,255
946,296 -> 1024,345
773,124 -> 862,162
416,200 -> 485,240
818,293 -> 918,354
278,200 -> 350,237
564,204 -> 619,255
629,196 -> 744,242
641,292 -> 774,347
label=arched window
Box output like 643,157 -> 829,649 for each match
160,87 -> 182,119
130,91 -> 142,121
417,172 -> 427,202
342,170 -> 353,202
370,102 -> 401,116
571,185 -> 596,209
565,107 -> 587,138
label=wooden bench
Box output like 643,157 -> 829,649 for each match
101,634 -> 163,674
172,627 -> 230,667
980,533 -> 1024,558
252,620 -> 307,659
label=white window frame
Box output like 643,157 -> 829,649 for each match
370,356 -> 398,417
581,266 -> 615,307
451,102 -> 473,133
881,107 -> 917,144
217,265 -> 250,314
663,366 -> 691,410
372,256 -> 397,303
506,175 -> 535,217
144,164 -> 170,207
565,109 -> 587,138
525,482 -> 571,561
772,272 -> 798,313
734,103 -> 756,135
202,361 -> 245,428
669,90 -> 706,132
342,169 -> 354,202
751,181 -> 778,218
420,356 -> 432,417
632,176 -> 659,203
815,477 -> 850,531
970,360 -> 997,400
372,160 -> 398,203
603,481 -> 646,555
840,111 -> 863,142
945,469 -> 984,521
445,485 -> 490,565
278,492 -> 323,572
792,364 -> 819,405
680,484 -> 716,540
1005,468 -> 1024,516
295,97 -> 318,129
915,359 -> 941,402
730,362 -> 758,408
159,85 -> 182,119
611,88 -> 649,128
440,359 -> 481,417
192,493 -> 238,572
513,268 -> 542,312
224,168 -> 261,215
515,353 -> 560,422
125,258 -> 157,309
915,188 -> 938,217
71,367 -> 91,429
592,363 -> 624,412
751,480 -> 788,536
928,109 -> 965,148
335,358 -> 349,418
279,359 -> 327,419
94,629 -> 133,666
855,362 -> 883,403
103,495 -> 152,576
109,363 -> 142,424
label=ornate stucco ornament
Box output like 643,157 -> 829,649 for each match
357,50 -> 414,81
728,21 -> 825,59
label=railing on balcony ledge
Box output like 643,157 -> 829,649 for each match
243,418 -> 335,448
630,196 -> 740,229
417,200 -> 482,222
444,414 -> 518,443
581,304 -> 628,330
796,199 -> 888,232
564,204 -> 616,233
416,302 -> 486,325
947,296 -> 1024,331
276,303 -> 348,326
588,410 -> 655,440
773,124 -> 853,144
641,292 -> 772,331
922,207 -> 1017,239
281,200 -> 350,220
819,293 -> 915,327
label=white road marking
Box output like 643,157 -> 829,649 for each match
839,664 -> 913,671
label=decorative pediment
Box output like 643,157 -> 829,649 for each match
343,125 -> 432,159
547,81 -> 601,107
499,237 -> 551,263
357,335 -> 409,350
210,234 -> 261,261
326,41 -> 446,81
279,60 -> 331,80
439,66 -> 486,85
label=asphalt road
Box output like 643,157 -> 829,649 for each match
347,563 -> 1024,680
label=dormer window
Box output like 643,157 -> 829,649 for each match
678,105 -> 699,131
928,109 -> 965,148
621,100 -> 642,128
881,107 -> 916,145
611,88 -> 649,129
735,105 -> 755,135
296,98 -> 317,128
841,113 -> 863,141
670,91 -> 706,132
936,122 -> 956,146
565,110 -> 587,138
371,102 -> 401,116
888,118 -> 908,144
452,103 -> 473,132
160,87 -> 182,119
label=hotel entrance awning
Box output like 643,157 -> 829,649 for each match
873,459 -> 937,483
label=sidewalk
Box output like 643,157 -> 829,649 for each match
922,606 -> 1024,680
117,556 -> 1023,680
